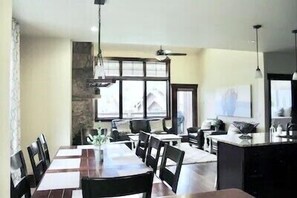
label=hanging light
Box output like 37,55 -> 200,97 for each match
93,0 -> 106,79
254,25 -> 263,78
292,29 -> 297,80
94,87 -> 101,98
86,0 -> 116,98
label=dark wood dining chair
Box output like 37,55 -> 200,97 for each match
135,131 -> 150,162
37,133 -> 50,168
10,150 -> 31,198
159,144 -> 185,193
27,141 -> 46,185
145,136 -> 162,173
81,171 -> 154,198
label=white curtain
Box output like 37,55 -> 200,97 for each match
10,18 -> 21,155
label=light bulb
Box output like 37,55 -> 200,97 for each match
255,67 -> 263,78
293,72 -> 297,80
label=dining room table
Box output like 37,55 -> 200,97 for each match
32,143 -> 175,198
32,142 -> 254,198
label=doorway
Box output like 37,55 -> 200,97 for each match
171,84 -> 198,135
268,74 -> 295,130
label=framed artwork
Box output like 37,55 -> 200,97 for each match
215,85 -> 252,118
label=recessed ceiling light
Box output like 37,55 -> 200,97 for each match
249,40 -> 256,43
91,26 -> 98,32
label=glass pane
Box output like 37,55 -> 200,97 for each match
123,81 -> 144,118
147,81 -> 167,117
270,80 -> 292,129
177,91 -> 193,135
122,61 -> 143,76
146,62 -> 167,77
103,60 -> 120,76
97,81 -> 120,118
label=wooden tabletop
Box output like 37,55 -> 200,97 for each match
32,144 -> 174,198
162,188 -> 254,198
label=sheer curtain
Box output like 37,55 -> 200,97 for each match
10,18 -> 21,155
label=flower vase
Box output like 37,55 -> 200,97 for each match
95,146 -> 104,162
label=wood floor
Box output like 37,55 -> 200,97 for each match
175,162 -> 217,195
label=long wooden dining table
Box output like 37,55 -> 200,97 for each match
32,143 -> 254,198
32,143 -> 175,198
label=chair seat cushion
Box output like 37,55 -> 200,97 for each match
188,133 -> 197,138
201,120 -> 212,130
115,121 -> 131,134
131,120 -> 149,133
227,124 -> 241,135
149,119 -> 164,133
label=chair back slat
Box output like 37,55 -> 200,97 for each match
135,132 -> 150,162
37,133 -> 50,168
10,150 -> 31,198
81,171 -> 154,198
159,144 -> 185,193
145,136 -> 162,173
27,141 -> 46,185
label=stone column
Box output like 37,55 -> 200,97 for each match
72,42 -> 94,144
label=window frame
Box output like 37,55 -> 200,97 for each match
94,57 -> 171,121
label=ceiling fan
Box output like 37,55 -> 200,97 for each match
155,46 -> 187,61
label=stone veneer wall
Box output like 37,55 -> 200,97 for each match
72,42 -> 94,144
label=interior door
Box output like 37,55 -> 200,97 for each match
268,74 -> 297,130
171,84 -> 198,135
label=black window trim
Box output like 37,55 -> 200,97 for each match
94,57 -> 171,122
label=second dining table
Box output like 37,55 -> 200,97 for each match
32,143 -> 175,198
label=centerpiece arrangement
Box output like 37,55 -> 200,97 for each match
87,128 -> 111,161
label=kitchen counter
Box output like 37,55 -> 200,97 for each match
208,132 -> 297,147
215,132 -> 297,197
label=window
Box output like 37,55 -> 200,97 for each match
95,57 -> 170,120
96,81 -> 120,118
146,81 -> 167,117
122,80 -> 144,118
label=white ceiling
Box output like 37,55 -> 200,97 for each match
13,0 -> 297,52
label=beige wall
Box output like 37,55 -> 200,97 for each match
20,37 -> 72,171
98,48 -> 203,129
103,48 -> 203,84
0,0 -> 12,197
99,47 -> 266,131
199,49 -> 265,131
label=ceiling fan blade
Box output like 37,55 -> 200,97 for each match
163,50 -> 172,54
165,52 -> 187,56
156,46 -> 187,58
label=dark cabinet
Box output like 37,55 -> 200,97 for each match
217,142 -> 297,198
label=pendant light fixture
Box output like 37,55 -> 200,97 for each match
86,0 -> 115,98
292,29 -> 297,80
254,25 -> 263,78
94,0 -> 106,80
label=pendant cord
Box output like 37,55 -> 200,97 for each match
256,28 -> 259,69
295,32 -> 297,71
98,4 -> 103,67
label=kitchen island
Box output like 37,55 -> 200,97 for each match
210,133 -> 297,198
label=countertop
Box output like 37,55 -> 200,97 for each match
208,132 -> 297,147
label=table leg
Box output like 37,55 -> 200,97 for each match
177,139 -> 181,148
133,140 -> 137,150
208,138 -> 212,153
